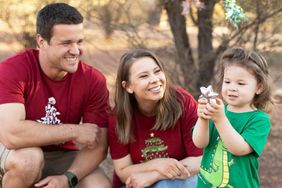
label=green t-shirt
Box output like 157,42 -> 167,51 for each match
197,106 -> 271,188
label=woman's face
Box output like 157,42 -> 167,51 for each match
125,57 -> 166,105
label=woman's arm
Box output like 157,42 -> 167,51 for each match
113,155 -> 189,183
125,171 -> 164,188
180,156 -> 202,176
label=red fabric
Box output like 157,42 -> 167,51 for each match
108,87 -> 202,188
0,49 -> 110,151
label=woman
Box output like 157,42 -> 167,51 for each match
109,49 -> 202,188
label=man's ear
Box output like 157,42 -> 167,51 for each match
122,81 -> 133,94
36,34 -> 46,48
256,83 -> 264,95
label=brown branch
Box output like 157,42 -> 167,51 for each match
253,0 -> 261,50
216,6 -> 282,54
189,6 -> 198,25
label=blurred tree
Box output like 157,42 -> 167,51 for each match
0,0 -> 71,48
77,0 -> 125,40
161,0 -> 282,95
144,0 -> 163,26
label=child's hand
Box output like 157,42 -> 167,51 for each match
197,98 -> 209,119
204,98 -> 225,123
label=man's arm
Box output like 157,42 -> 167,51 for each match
34,127 -> 108,188
0,103 -> 100,149
67,128 -> 108,180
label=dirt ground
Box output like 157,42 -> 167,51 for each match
259,103 -> 282,188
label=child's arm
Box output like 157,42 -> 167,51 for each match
206,98 -> 253,156
192,98 -> 210,148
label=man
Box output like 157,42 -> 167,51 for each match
0,3 -> 111,188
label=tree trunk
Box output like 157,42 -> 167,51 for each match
146,0 -> 163,26
164,0 -> 197,93
197,0 -> 216,89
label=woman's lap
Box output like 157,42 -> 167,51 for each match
152,175 -> 198,188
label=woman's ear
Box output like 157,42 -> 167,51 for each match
122,81 -> 133,94
256,83 -> 264,95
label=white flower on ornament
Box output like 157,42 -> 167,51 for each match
200,85 -> 218,105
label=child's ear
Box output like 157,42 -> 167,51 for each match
256,83 -> 264,95
122,81 -> 133,94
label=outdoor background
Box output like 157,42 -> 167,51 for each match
0,0 -> 281,187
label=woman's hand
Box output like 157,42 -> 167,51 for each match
126,171 -> 161,188
151,158 -> 190,179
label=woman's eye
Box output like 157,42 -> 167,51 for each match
139,75 -> 147,78
155,69 -> 161,73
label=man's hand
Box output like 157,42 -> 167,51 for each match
74,123 -> 101,149
34,175 -> 68,188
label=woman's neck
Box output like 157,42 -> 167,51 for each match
137,101 -> 158,117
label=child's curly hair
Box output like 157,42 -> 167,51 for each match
215,47 -> 272,112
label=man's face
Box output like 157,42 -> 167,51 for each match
38,23 -> 84,80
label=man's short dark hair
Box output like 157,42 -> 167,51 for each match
36,3 -> 83,43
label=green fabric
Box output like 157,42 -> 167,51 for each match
197,106 -> 271,188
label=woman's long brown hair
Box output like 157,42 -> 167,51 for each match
114,49 -> 183,144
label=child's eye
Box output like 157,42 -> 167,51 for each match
238,82 -> 246,85
224,80 -> 230,84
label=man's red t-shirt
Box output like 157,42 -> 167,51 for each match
0,49 -> 110,151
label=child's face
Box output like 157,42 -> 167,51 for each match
222,65 -> 262,112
